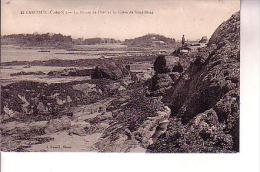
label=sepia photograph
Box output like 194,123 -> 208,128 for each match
1,0 -> 240,153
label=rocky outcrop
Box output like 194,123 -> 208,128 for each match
165,11 -> 239,123
149,73 -> 173,96
44,116 -> 71,134
148,55 -> 183,96
1,120 -> 48,137
150,74 -> 173,91
0,81 -> 102,121
149,11 -> 240,152
69,120 -> 91,136
148,109 -> 234,153
95,88 -> 172,152
199,36 -> 208,43
153,55 -> 183,74
0,120 -> 52,151
91,59 -> 130,80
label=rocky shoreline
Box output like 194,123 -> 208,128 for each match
0,11 -> 240,152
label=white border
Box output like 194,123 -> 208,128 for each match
1,0 -> 260,172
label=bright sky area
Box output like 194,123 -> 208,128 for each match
1,0 -> 240,40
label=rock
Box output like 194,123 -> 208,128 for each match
133,106 -> 171,147
1,81 -> 86,120
2,106 -> 20,120
170,12 -> 239,123
149,11 -> 240,152
69,120 -> 91,136
148,72 -> 181,96
151,119 -> 169,140
47,68 -> 93,77
0,136 -> 53,152
134,72 -> 153,82
214,90 -> 239,127
17,94 -> 31,114
72,98 -> 113,119
120,76 -> 135,86
98,122 -> 110,130
0,120 -> 48,136
72,83 -> 98,94
183,109 -> 234,151
199,36 -> 208,43
95,132 -> 141,152
29,121 -> 48,130
213,89 -> 239,150
95,93 -> 171,152
91,59 -> 130,80
148,109 -> 233,153
100,111 -> 113,120
84,121 -> 110,135
169,72 -> 181,82
10,71 -> 45,76
153,55 -> 181,74
1,121 -> 30,136
150,73 -> 173,93
103,82 -> 125,92
37,102 -> 49,113
171,62 -> 183,73
45,116 -> 71,134
208,12 -> 240,49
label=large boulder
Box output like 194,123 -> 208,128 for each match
153,55 -> 183,74
44,116 -> 71,134
91,59 -> 130,80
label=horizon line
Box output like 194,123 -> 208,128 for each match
1,32 -> 206,41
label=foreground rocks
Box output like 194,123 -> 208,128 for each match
148,11 -> 240,152
95,88 -> 172,152
0,63 -> 153,151
1,81 -> 90,121
1,76 -> 133,123
148,109 -> 234,153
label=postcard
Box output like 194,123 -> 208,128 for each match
1,0 -> 240,153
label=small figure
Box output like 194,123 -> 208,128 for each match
182,34 -> 186,46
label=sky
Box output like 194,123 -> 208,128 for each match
1,0 -> 240,40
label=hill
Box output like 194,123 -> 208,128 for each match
123,34 -> 176,48
1,33 -> 73,48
